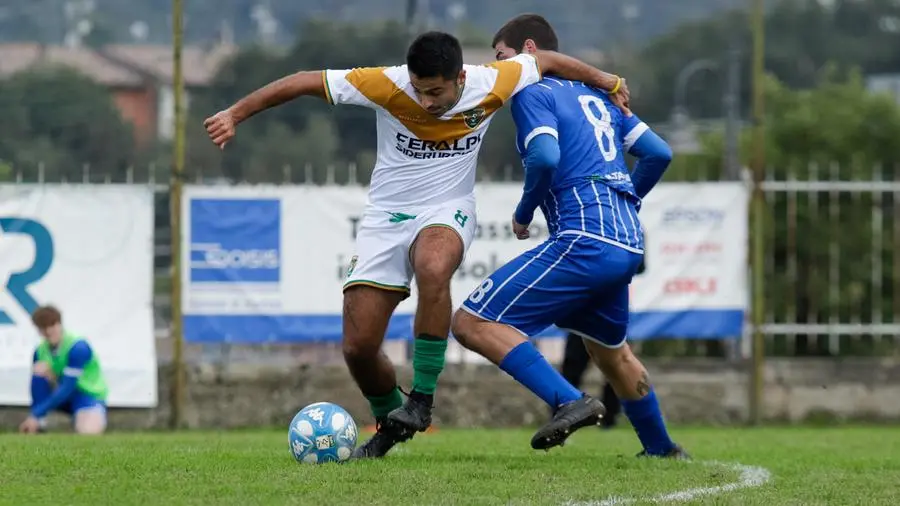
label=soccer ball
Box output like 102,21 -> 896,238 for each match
288,402 -> 358,464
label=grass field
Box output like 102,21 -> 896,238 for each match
2,425 -> 898,505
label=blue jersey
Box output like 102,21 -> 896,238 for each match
461,76 -> 671,345
511,77 -> 649,252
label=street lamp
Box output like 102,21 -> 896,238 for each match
669,48 -> 742,180
669,59 -> 718,155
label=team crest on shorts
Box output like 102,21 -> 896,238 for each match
346,255 -> 358,278
462,107 -> 485,129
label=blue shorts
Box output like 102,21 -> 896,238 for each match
59,390 -> 107,417
461,233 -> 643,348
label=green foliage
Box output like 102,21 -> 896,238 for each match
0,0 -> 736,50
688,71 -> 900,179
633,0 -> 900,122
763,68 -> 900,173
0,159 -> 11,181
243,114 -> 339,183
0,66 -> 135,180
5,6 -> 900,184
676,73 -> 900,355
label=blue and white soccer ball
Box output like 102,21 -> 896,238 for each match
289,402 -> 358,464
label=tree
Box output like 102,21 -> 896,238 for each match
685,71 -> 900,178
0,160 -> 12,181
242,114 -> 340,183
0,67 -> 136,181
194,19 -> 516,182
676,73 -> 900,355
632,0 -> 900,123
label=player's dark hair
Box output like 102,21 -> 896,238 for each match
32,305 -> 62,328
406,31 -> 464,80
492,14 -> 559,52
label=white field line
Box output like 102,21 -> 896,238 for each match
564,460 -> 773,506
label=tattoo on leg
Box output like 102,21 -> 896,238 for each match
636,371 -> 651,397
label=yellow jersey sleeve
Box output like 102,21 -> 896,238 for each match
323,67 -> 400,108
483,53 -> 543,103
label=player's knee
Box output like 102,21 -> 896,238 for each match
450,310 -> 477,348
611,345 -> 640,370
76,422 -> 105,435
341,285 -> 399,349
32,362 -> 55,381
414,258 -> 456,295
342,337 -> 380,364
586,339 -> 625,365
412,230 -> 463,290
592,343 -> 644,379
74,410 -> 106,435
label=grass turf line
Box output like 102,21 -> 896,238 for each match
1,426 -> 898,505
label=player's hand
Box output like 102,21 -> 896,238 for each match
612,77 -> 630,105
609,91 -> 633,117
204,109 -> 237,150
18,416 -> 40,434
512,216 -> 531,240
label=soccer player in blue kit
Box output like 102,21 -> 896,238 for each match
452,14 -> 689,457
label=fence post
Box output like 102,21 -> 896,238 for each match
748,0 -> 767,426
169,0 -> 187,430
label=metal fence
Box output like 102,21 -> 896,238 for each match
7,162 -> 900,362
759,169 -> 900,357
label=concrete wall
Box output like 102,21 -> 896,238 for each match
3,359 -> 899,431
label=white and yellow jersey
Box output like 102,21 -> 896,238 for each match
323,53 -> 541,210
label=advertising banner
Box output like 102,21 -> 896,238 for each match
182,182 -> 747,343
0,185 -> 157,407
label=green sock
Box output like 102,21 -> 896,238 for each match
365,387 -> 403,418
412,334 -> 448,395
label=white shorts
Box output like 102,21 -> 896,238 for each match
344,195 -> 477,297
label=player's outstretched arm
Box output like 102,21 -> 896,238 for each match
228,72 -> 327,124
531,50 -> 628,101
204,71 -> 327,149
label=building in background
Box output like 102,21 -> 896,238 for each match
0,43 -> 566,148
0,42 -> 236,147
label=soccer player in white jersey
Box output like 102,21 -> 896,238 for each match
204,31 -> 629,459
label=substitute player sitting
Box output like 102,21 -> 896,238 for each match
18,306 -> 108,435
452,15 -> 687,456
204,31 -> 629,459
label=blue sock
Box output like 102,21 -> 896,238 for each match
621,388 -> 676,455
499,342 -> 583,408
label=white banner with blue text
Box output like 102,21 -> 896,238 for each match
181,182 -> 747,343
0,185 -> 157,407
